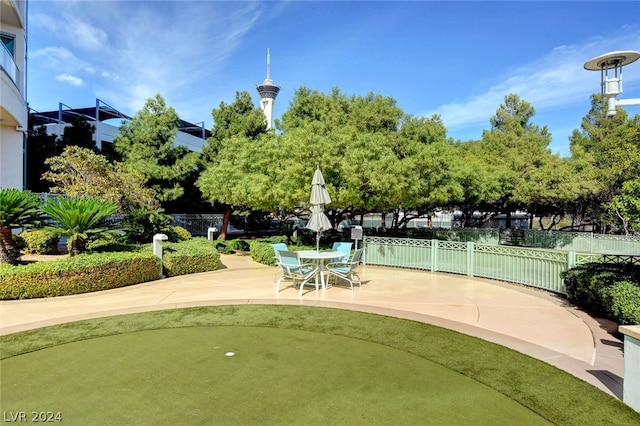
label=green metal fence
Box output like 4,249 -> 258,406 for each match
363,236 -> 608,295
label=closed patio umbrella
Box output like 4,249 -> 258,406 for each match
307,167 -> 332,251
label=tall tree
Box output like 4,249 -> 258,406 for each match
569,94 -> 640,232
199,91 -> 269,239
25,125 -> 58,193
478,94 -> 573,228
114,94 -> 200,204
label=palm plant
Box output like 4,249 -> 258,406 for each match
42,196 -> 119,256
0,189 -> 44,264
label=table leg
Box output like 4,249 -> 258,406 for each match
320,259 -> 326,289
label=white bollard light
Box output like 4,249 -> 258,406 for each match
153,234 -> 169,278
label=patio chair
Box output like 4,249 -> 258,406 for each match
331,241 -> 353,262
271,243 -> 288,283
275,250 -> 320,296
326,249 -> 363,290
271,243 -> 288,265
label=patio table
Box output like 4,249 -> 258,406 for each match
297,250 -> 346,290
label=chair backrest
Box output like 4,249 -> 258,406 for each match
277,250 -> 300,268
272,243 -> 288,263
332,242 -> 353,262
350,249 -> 363,266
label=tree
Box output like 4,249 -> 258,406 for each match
42,196 -> 119,256
59,116 -> 97,152
202,91 -> 268,163
569,94 -> 640,232
114,94 -> 200,204
199,91 -> 270,239
43,146 -> 158,214
25,125 -> 58,193
477,94 -> 575,228
609,179 -> 640,235
0,189 -> 44,264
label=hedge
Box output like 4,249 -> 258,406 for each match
600,281 -> 640,325
159,237 -> 221,277
561,262 -> 640,325
18,229 -> 60,255
249,236 -> 288,266
0,238 -> 223,300
0,252 -> 160,300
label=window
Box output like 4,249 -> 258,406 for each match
1,33 -> 15,57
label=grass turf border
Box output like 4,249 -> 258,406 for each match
1,304 -> 639,425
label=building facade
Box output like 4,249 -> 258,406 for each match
0,0 -> 27,189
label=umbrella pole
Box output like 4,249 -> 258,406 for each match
316,232 -> 320,252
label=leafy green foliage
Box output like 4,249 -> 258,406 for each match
158,238 -> 220,277
163,226 -> 192,243
0,189 -> 43,230
249,237 -> 288,265
43,146 -> 158,213
569,94 -> 640,232
609,179 -> 640,235
0,252 -> 160,299
0,189 -> 45,264
114,94 -> 200,204
42,196 -> 119,256
600,281 -> 640,325
561,262 -> 640,324
18,229 -> 60,255
124,207 -> 173,243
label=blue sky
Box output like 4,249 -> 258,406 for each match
27,1 -> 640,156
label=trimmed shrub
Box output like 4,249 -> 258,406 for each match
86,233 -> 132,253
12,234 -> 26,253
562,263 -> 639,311
164,226 -> 192,242
600,281 -> 640,325
0,251 -> 160,299
248,237 -> 315,266
562,262 -> 640,324
249,239 -> 281,266
19,228 -> 60,255
226,238 -> 250,252
209,238 -> 251,254
212,240 -> 228,253
161,237 -> 220,277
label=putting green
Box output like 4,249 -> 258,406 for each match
2,305 -> 639,425
1,326 -> 547,425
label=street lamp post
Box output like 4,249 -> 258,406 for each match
584,50 -> 640,116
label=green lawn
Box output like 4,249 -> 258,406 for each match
1,305 -> 639,425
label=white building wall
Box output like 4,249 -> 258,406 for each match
0,127 -> 24,188
0,0 -> 27,189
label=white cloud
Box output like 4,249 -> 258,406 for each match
56,73 -> 84,87
86,1 -> 264,117
424,29 -> 640,131
31,46 -> 94,74
101,71 -> 120,81
65,16 -> 108,51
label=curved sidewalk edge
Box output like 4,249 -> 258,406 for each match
0,254 -> 624,399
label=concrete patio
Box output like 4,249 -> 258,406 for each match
0,253 -> 624,399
